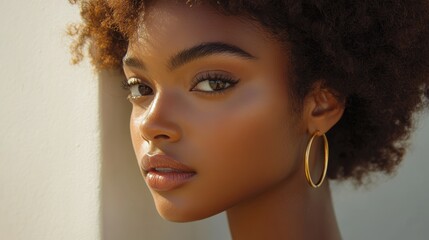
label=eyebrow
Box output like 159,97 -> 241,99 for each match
122,56 -> 144,69
169,42 -> 257,70
122,42 -> 257,71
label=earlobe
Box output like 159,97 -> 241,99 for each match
304,87 -> 345,134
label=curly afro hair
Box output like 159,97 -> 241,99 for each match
68,0 -> 429,184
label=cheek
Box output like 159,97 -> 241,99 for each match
163,83 -> 302,220
200,94 -> 295,180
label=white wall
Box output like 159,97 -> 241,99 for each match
0,1 -> 100,239
1,1 -> 428,240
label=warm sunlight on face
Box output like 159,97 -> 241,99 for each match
122,0 -> 307,222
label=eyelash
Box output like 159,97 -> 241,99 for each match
122,79 -> 131,90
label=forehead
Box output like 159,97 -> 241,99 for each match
127,1 -> 273,57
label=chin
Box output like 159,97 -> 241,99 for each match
155,202 -> 219,223
151,192 -> 223,222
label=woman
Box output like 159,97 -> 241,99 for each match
69,0 -> 429,239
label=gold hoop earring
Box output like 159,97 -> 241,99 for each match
304,131 -> 329,188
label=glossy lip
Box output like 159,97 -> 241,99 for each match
141,154 -> 196,192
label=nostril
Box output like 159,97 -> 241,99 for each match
154,134 -> 170,140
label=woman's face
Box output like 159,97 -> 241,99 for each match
123,0 -> 307,222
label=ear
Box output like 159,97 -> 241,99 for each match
303,83 -> 345,135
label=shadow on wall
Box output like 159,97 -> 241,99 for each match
98,71 -> 229,240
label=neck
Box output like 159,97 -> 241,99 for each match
226,177 -> 341,240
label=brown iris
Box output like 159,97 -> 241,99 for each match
138,85 -> 153,95
209,79 -> 229,91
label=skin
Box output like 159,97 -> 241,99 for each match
123,1 -> 344,239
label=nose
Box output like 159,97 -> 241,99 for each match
139,91 -> 182,143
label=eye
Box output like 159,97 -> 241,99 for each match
191,72 -> 239,93
124,77 -> 153,100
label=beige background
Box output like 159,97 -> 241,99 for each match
1,1 -> 428,239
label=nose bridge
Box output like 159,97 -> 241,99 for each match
140,89 -> 181,143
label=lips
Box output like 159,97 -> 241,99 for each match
141,154 -> 196,191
